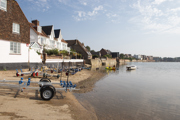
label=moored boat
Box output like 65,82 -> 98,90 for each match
126,66 -> 137,70
105,67 -> 116,70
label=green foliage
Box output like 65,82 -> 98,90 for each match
70,49 -> 76,52
70,49 -> 77,57
77,53 -> 82,59
120,53 -> 125,59
90,50 -> 95,53
86,46 -> 91,51
3,68 -> 6,71
93,55 -> 99,59
36,51 -> 41,55
124,57 -> 135,61
52,49 -> 59,55
102,54 -> 112,58
44,49 -> 59,55
60,50 -> 69,56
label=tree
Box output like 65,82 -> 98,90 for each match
90,50 -> 95,53
120,53 -> 125,59
93,55 -> 99,59
86,46 -> 90,51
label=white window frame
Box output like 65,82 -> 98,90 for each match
41,37 -> 46,45
12,23 -> 20,34
10,42 -> 21,54
50,40 -> 55,48
0,0 -> 7,11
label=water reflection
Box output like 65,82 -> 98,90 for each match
75,62 -> 180,120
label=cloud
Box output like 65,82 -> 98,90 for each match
73,5 -> 103,21
152,0 -> 167,5
130,0 -> 180,34
27,0 -> 50,12
78,0 -> 87,6
88,5 -> 103,16
106,13 -> 118,18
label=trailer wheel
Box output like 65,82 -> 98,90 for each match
57,74 -> 60,78
39,78 -> 51,87
40,78 -> 51,82
40,86 -> 55,100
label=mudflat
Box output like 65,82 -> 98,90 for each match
0,69 -> 105,120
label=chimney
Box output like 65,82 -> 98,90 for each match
32,20 -> 39,26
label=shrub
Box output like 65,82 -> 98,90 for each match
60,50 -> 69,56
102,54 -> 112,58
44,49 -> 59,55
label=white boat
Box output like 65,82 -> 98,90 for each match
126,66 -> 137,70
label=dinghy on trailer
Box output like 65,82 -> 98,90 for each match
126,66 -> 137,70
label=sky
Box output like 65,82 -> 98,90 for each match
16,0 -> 180,57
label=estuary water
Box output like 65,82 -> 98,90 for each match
74,62 -> 180,120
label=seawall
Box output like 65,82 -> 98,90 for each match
0,59 -> 84,70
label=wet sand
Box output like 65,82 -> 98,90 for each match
0,69 -> 105,120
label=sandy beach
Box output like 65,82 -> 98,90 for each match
0,69 -> 106,120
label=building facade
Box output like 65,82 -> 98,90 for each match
65,39 -> 92,59
100,48 -> 111,57
0,0 -> 32,69
30,20 -> 70,53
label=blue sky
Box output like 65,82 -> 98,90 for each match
17,0 -> 180,57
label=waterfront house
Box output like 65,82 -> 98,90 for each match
30,20 -> 70,53
124,54 -> 132,58
134,54 -> 142,60
147,56 -> 153,60
65,39 -> 92,59
153,57 -> 161,62
0,0 -> 31,69
111,52 -> 119,58
100,48 -> 111,57
91,51 -> 101,59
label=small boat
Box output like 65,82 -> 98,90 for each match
105,67 -> 116,70
126,66 -> 137,70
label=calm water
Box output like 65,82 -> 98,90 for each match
74,62 -> 180,120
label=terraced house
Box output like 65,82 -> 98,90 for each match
0,0 -> 32,69
30,20 -> 70,53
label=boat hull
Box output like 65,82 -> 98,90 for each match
126,66 -> 137,70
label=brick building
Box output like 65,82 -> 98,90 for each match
0,0 -> 38,69
65,39 -> 92,59
100,48 -> 111,57
30,20 -> 70,52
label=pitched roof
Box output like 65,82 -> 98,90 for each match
29,42 -> 42,48
65,39 -> 92,56
54,29 -> 61,38
61,39 -> 67,43
29,23 -> 48,38
101,48 -> 111,53
42,25 -> 53,35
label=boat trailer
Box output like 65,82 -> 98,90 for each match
0,78 -> 79,100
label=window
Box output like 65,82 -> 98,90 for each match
12,23 -> 20,34
10,42 -> 21,54
50,40 -> 55,48
41,37 -> 46,45
57,42 -> 61,49
0,0 -> 7,11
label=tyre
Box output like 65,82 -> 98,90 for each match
39,78 -> 51,87
40,86 -> 55,100
40,78 -> 51,82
